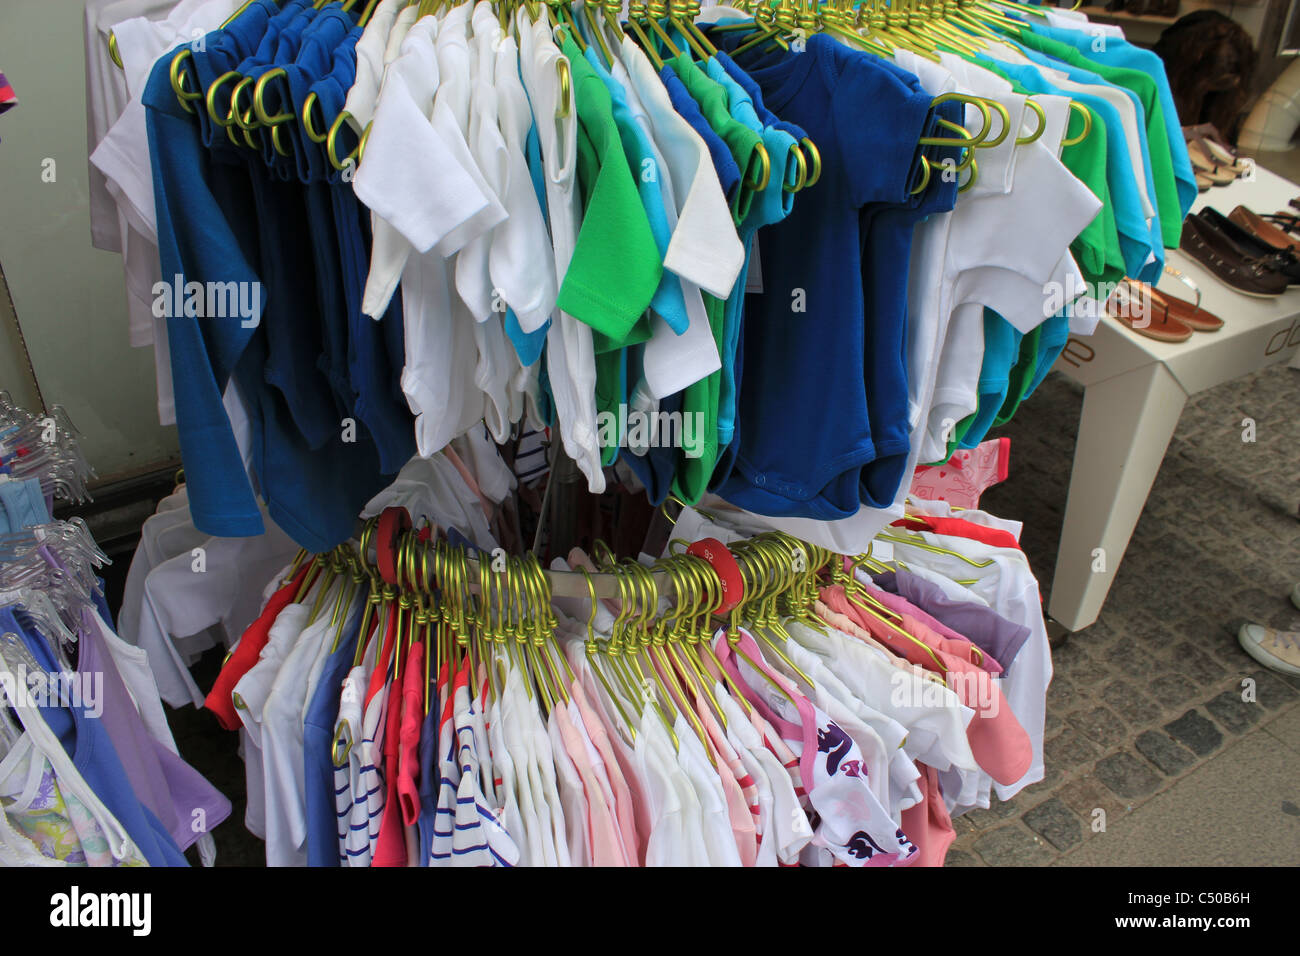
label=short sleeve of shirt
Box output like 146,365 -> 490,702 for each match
827,46 -> 933,209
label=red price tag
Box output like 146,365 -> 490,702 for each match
687,538 -> 745,615
375,506 -> 411,586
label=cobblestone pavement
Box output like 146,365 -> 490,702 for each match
168,364 -> 1300,866
950,363 -> 1300,866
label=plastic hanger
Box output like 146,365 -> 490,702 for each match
0,588 -> 80,673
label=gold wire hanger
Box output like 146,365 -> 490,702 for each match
552,0 -> 588,51
612,564 -> 679,748
575,568 -> 636,736
874,530 -> 997,568
815,565 -> 952,675
1060,100 -> 1092,147
630,0 -> 684,58
523,553 -> 572,709
742,537 -> 816,686
730,0 -> 796,57
661,553 -> 749,719
660,560 -> 730,730
1017,96 -> 1046,145
685,540 -> 802,711
671,0 -> 719,58
579,0 -> 616,67
649,0 -> 707,60
629,561 -> 711,752
171,0 -> 272,112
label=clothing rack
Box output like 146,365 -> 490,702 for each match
0,398 -> 231,867
333,505 -> 833,604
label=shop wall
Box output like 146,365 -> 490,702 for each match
0,0 -> 179,481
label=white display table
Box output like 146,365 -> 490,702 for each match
1048,164 -> 1300,633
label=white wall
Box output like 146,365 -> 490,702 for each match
0,0 -> 179,480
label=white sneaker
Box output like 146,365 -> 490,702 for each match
1238,623 -> 1300,676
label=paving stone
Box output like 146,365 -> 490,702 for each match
1022,798 -> 1084,851
1163,710 -> 1224,756
1100,638 -> 1151,675
1273,669 -> 1300,692
972,824 -> 1054,867
1245,668 -> 1300,710
1142,584 -> 1194,621
1134,730 -> 1196,776
1051,638 -> 1096,675
1055,774 -> 1132,831
1047,674 -> 1080,712
1094,751 -> 1164,800
1233,587 -> 1288,618
1031,762 -> 1065,793
1203,690 -> 1263,735
1181,588 -> 1237,622
1129,611 -> 1182,644
944,849 -> 982,867
961,807 -> 1005,830
1045,728 -> 1102,773
1202,628 -> 1257,666
951,814 -> 979,836
1147,672 -> 1200,711
1266,607 -> 1300,631
1166,642 -> 1233,686
1066,706 -> 1128,749
1100,678 -> 1164,727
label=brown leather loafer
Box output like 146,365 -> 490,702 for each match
1179,215 -> 1290,297
1228,206 -> 1300,253
1199,208 -> 1300,285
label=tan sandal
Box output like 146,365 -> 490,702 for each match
1187,141 -> 1236,185
1107,280 -> 1193,342
1150,268 -> 1224,332
1199,137 -> 1251,176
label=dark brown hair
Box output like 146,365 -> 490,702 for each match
1153,10 -> 1257,143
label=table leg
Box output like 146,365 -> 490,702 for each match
1047,361 -> 1188,632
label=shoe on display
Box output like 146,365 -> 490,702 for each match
1178,214 -> 1290,297
1228,205 -> 1300,253
1105,280 -> 1193,342
1197,137 -> 1251,176
1154,266 -> 1224,331
1149,286 -> 1224,331
1197,209 -> 1300,285
1238,622 -> 1300,676
1186,140 -> 1237,185
1183,122 -> 1234,153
